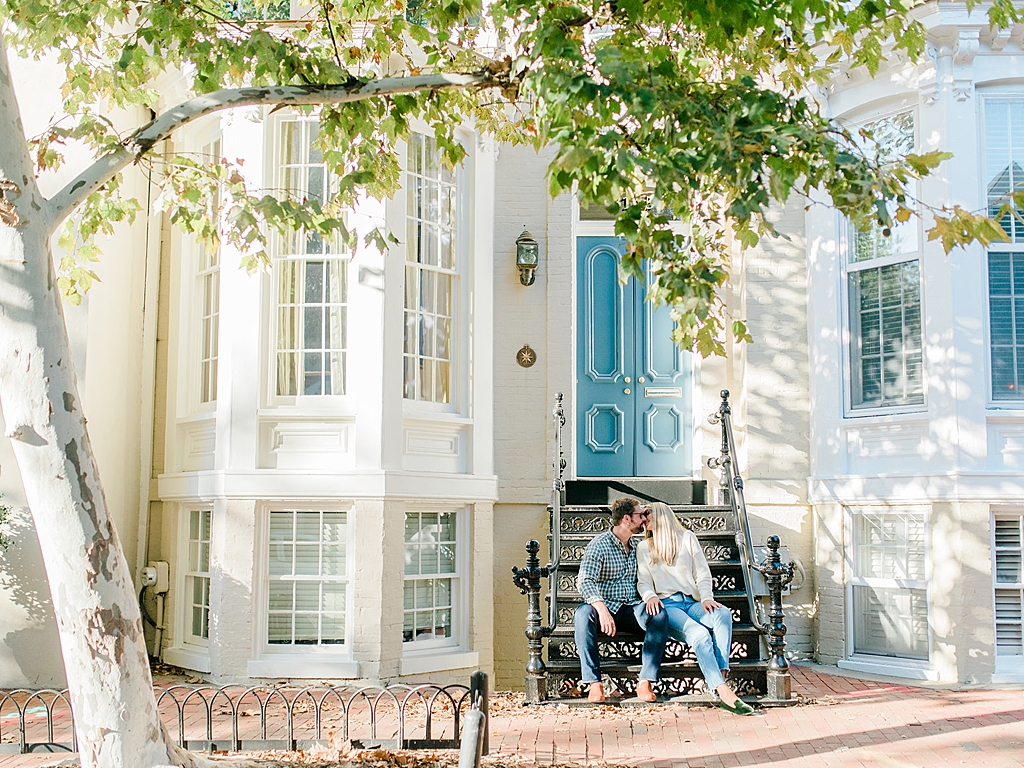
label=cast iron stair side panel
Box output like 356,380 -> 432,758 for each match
545,503 -> 769,699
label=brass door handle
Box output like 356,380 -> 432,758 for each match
637,376 -> 646,383
624,388 -> 631,395
624,376 -> 631,383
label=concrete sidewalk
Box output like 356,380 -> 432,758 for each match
1,664 -> 1022,767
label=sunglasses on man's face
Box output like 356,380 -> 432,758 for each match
634,508 -> 651,519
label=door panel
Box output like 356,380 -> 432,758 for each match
576,237 -> 692,477
577,240 -> 634,476
635,260 -> 692,475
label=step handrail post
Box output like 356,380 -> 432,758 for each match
754,535 -> 796,699
512,540 -> 554,702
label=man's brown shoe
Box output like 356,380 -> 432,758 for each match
636,679 -> 657,703
587,683 -> 605,703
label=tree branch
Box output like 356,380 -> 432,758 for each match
45,70 -> 498,231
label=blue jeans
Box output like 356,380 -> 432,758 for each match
574,602 -> 669,683
661,592 -> 733,691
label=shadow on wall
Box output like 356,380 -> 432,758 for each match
0,505 -> 67,687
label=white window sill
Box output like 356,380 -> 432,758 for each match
993,655 -> 1024,683
400,650 -> 479,676
838,656 -> 938,681
164,646 -> 211,674
247,657 -> 360,679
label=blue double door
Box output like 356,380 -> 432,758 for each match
576,237 -> 693,477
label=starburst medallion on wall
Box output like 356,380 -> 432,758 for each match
516,344 -> 537,368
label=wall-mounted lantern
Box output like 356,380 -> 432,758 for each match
515,228 -> 539,286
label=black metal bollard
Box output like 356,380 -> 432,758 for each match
756,534 -> 796,699
512,540 -> 553,702
469,670 -> 489,754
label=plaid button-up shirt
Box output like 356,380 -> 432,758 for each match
576,530 -> 640,613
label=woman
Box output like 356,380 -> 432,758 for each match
637,502 -> 754,715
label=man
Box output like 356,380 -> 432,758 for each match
574,497 -> 669,703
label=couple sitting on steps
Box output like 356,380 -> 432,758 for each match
574,496 -> 755,715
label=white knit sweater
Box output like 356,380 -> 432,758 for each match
637,529 -> 714,603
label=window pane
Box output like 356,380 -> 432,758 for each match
403,510 -> 458,644
266,509 -> 348,647
853,585 -> 929,659
404,131 -> 459,404
989,252 -> 1024,399
850,263 -> 923,408
274,119 -> 348,398
851,112 -> 917,262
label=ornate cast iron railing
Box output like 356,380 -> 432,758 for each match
510,393 -> 566,702
707,389 -> 768,638
548,392 -> 566,627
708,390 -> 796,695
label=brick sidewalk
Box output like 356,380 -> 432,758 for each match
1,665 -> 1022,767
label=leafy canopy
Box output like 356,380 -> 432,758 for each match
2,0 -> 1020,353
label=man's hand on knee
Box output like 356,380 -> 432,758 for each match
593,601 -> 617,637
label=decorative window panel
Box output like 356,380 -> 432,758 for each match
267,510 -> 347,646
404,132 -> 458,404
198,138 -> 221,404
984,99 -> 1024,242
846,111 -> 923,411
403,510 -> 458,646
995,515 -> 1024,656
185,510 -> 212,644
850,509 -> 929,660
274,117 -> 348,397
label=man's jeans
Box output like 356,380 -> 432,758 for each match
661,592 -> 733,691
574,602 -> 669,683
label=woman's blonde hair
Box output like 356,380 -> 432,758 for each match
646,502 -> 685,565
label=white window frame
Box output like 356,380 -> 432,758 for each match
840,506 -> 934,679
265,112 -> 351,406
839,107 -> 927,417
980,93 -> 1024,409
401,504 -> 473,671
248,502 -> 358,678
163,505 -> 214,674
182,508 -> 213,648
195,136 -> 222,409
400,129 -> 468,415
992,509 -> 1024,681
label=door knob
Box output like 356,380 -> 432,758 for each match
624,388 -> 631,395
637,376 -> 645,383
624,376 -> 631,383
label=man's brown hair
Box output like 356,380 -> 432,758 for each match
610,497 -> 640,526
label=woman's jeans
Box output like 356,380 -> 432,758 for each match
661,592 -> 733,691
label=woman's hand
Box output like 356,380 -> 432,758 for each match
645,596 -> 663,616
702,599 -> 725,613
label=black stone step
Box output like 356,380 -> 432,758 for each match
546,659 -> 769,698
564,479 -> 707,505
546,622 -> 762,644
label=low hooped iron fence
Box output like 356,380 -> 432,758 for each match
0,674 -> 489,755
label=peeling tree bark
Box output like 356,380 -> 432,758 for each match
0,42 -> 179,768
0,38 -> 502,768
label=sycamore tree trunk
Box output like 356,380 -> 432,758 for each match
0,45 -> 193,768
0,36 -> 496,768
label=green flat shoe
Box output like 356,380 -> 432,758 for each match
716,698 -> 755,716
